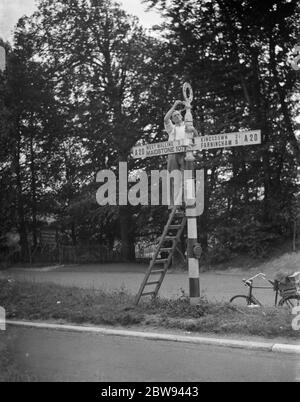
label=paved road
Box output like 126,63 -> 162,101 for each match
0,264 -> 277,305
5,327 -> 300,382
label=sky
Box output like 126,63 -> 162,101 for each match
0,0 -> 162,42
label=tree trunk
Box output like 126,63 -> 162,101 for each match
250,49 -> 272,222
30,129 -> 38,248
118,151 -> 135,261
71,222 -> 77,246
293,219 -> 297,252
119,205 -> 135,261
241,158 -> 249,203
14,132 -> 28,261
231,149 -> 240,210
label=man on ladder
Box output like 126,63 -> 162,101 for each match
164,100 -> 198,209
134,87 -> 202,305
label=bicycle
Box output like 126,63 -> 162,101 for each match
230,273 -> 300,309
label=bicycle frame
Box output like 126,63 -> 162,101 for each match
242,273 -> 280,307
231,272 -> 300,309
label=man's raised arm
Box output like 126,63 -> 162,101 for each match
164,100 -> 184,124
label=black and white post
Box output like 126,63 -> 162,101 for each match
182,83 -> 202,305
0,46 -> 6,72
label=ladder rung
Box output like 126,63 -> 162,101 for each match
142,292 -> 156,297
145,281 -> 160,286
164,236 -> 176,241
169,225 -> 182,230
154,259 -> 168,264
150,270 -> 165,275
175,212 -> 185,217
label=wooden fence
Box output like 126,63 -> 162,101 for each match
59,245 -> 123,264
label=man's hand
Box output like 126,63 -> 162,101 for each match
185,126 -> 199,138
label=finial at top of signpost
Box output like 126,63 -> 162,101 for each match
183,82 -> 193,104
182,83 -> 195,149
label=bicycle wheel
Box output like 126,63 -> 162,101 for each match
229,295 -> 257,306
279,295 -> 300,309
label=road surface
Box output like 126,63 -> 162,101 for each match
3,326 -> 299,382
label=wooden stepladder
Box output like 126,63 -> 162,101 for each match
135,206 -> 187,305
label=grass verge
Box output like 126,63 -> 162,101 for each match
0,279 -> 299,339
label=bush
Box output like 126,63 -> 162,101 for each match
212,220 -> 280,258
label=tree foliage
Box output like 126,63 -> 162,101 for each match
0,0 -> 299,264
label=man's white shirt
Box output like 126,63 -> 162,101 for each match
164,120 -> 186,141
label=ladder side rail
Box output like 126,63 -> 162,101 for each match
153,217 -> 187,298
135,207 -> 178,305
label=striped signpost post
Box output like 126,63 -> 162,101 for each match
132,83 -> 261,304
0,46 -> 6,72
182,83 -> 202,304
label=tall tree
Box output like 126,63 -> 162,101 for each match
15,0 -> 168,260
146,0 -> 300,257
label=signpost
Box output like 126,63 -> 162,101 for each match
132,83 -> 261,304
